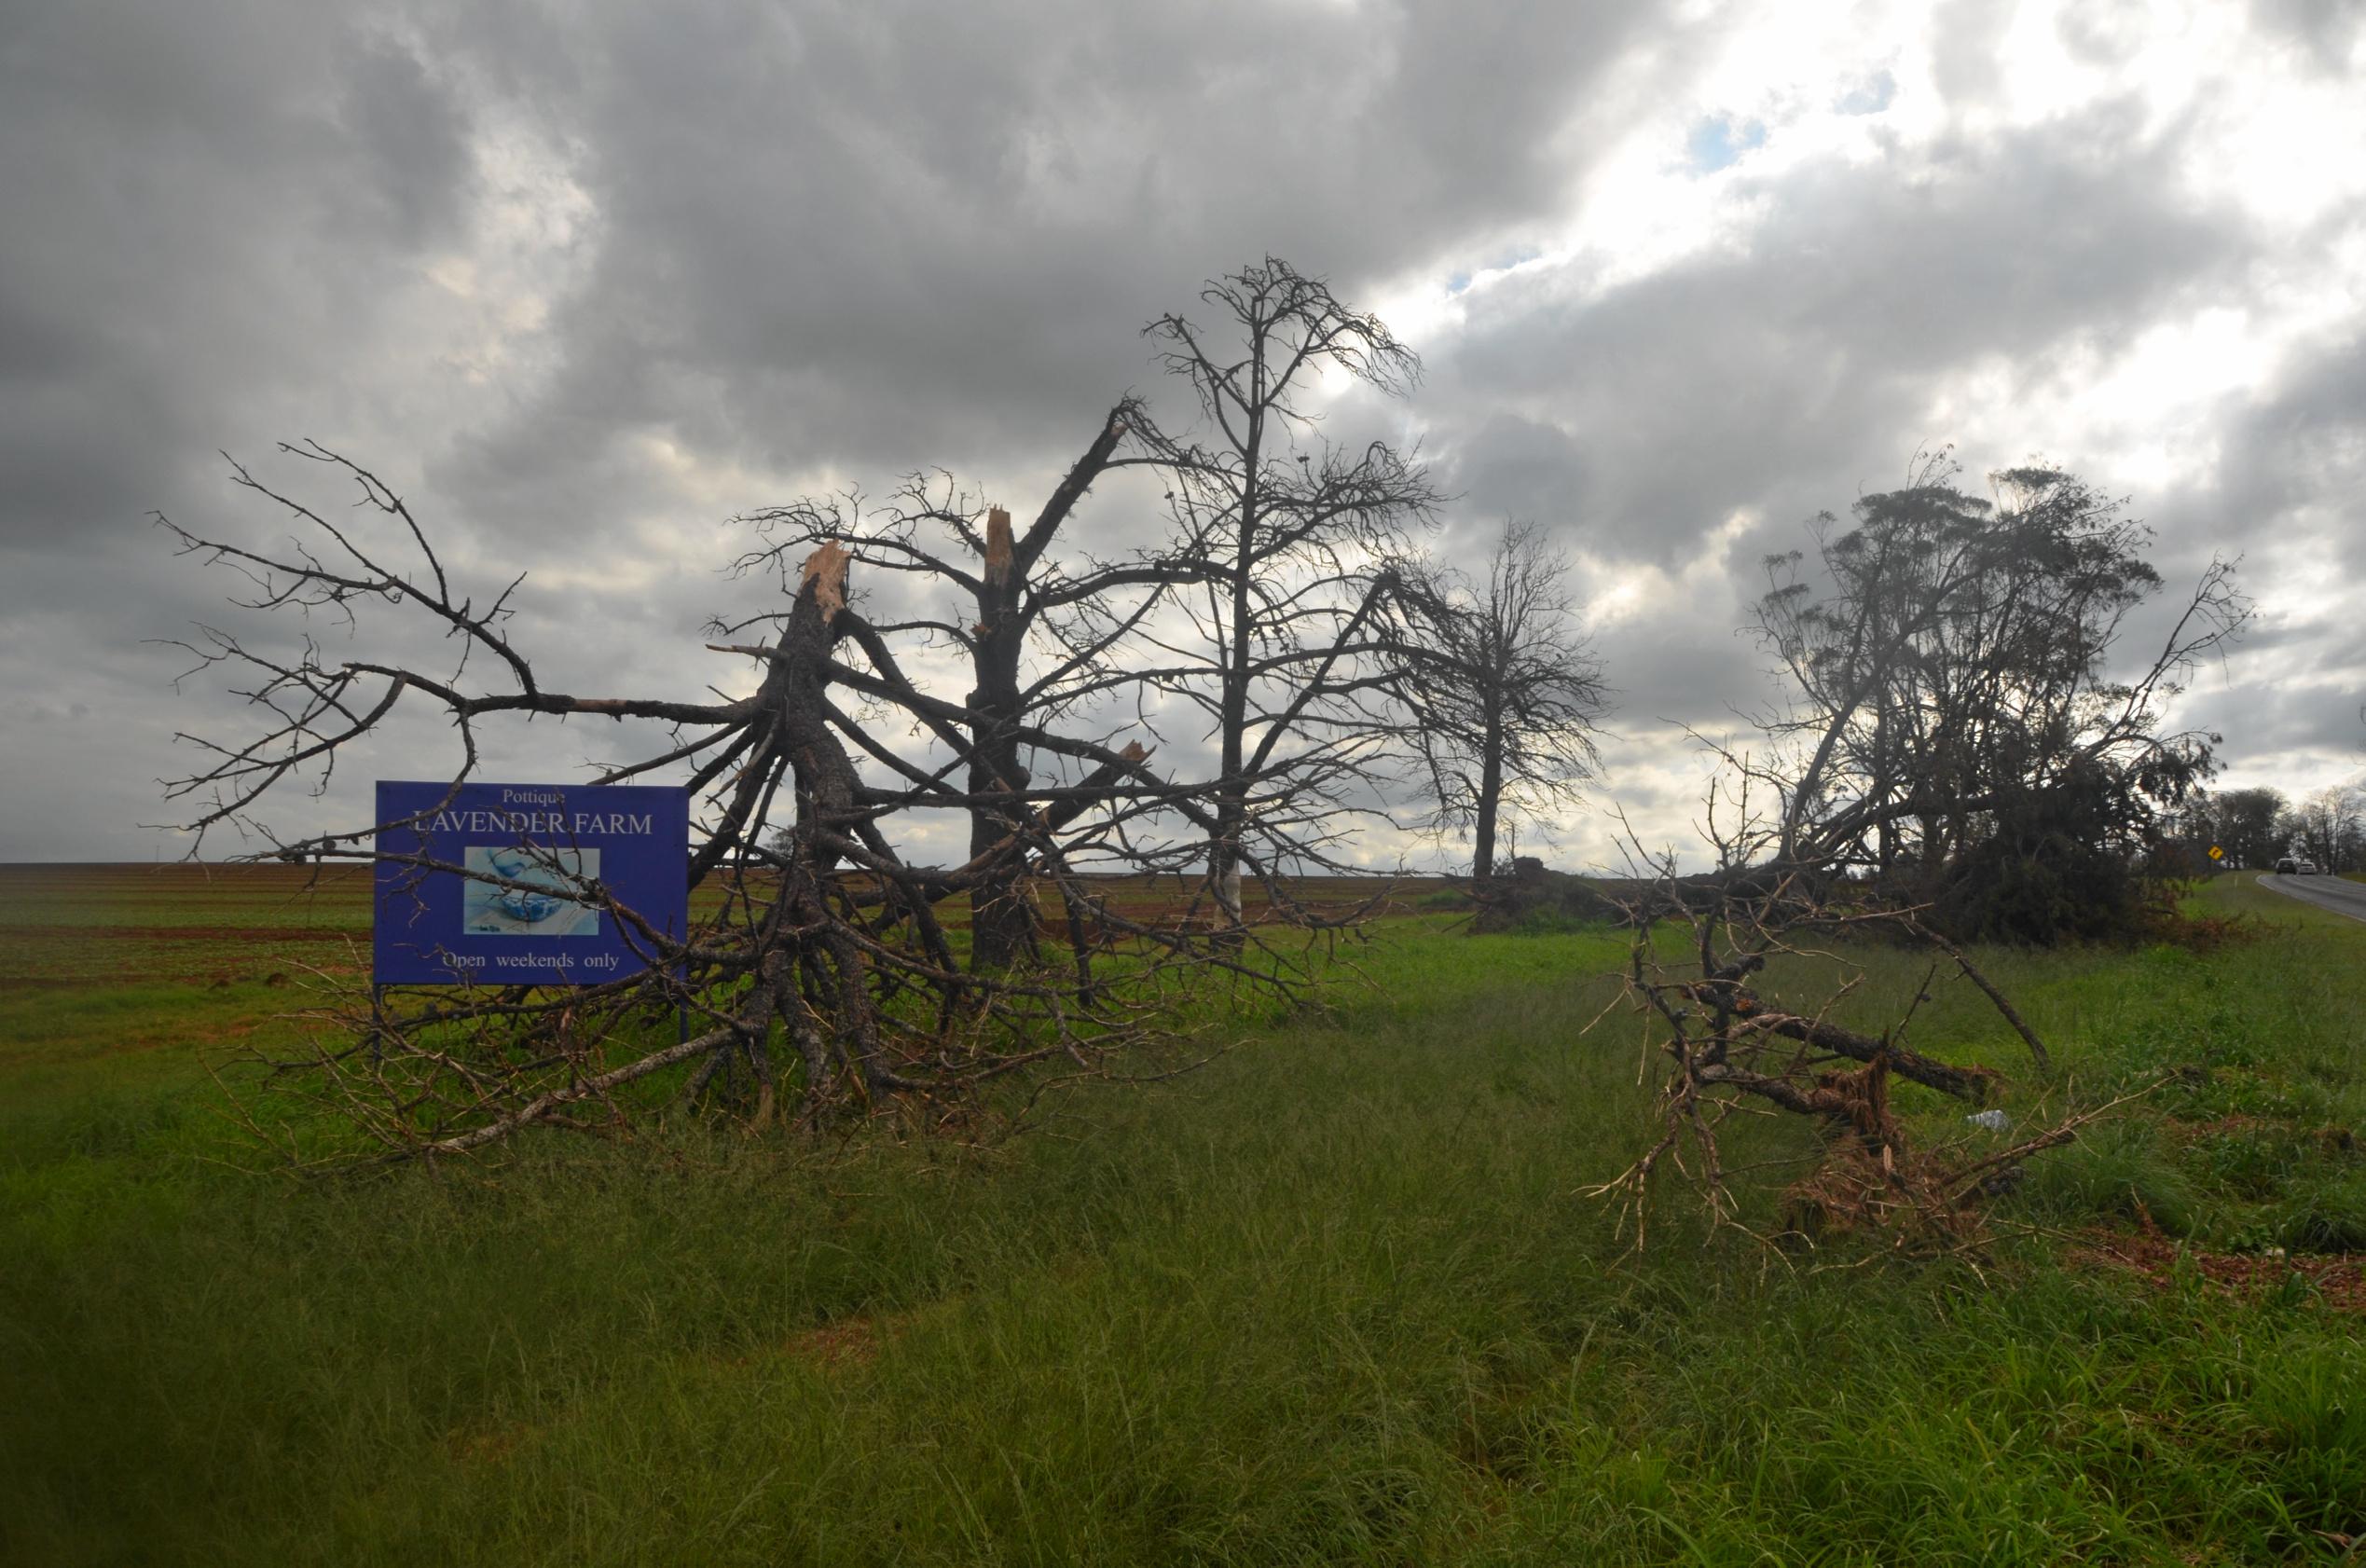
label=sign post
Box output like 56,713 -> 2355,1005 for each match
372,781 -> 689,986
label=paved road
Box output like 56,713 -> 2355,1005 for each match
2258,872 -> 2366,924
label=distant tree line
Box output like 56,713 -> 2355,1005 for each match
2162,782 -> 2366,874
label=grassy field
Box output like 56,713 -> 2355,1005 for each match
3,867 -> 2362,1564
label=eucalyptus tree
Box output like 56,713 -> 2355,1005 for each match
1577,455 -> 2249,1242
1751,456 -> 2247,936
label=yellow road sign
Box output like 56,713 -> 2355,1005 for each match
2208,846 -> 2223,860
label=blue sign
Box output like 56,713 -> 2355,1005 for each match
373,780 -> 690,985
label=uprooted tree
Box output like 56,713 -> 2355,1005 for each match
157,260 -> 1455,1162
1589,459 -> 2245,1249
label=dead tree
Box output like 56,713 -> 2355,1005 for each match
157,443 -> 1286,1162
1136,258 -> 1443,931
1393,519 -> 1608,891
734,398 -> 1208,971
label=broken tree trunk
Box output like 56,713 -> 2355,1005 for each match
968,506 -> 1038,972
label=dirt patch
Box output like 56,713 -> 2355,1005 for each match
2071,1221 -> 2366,1313
2163,1113 -> 2272,1141
780,1315 -> 897,1368
443,1420 -> 534,1467
2165,1115 -> 2360,1156
92,926 -> 359,943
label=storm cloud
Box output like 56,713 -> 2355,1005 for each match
2,0 -> 2359,865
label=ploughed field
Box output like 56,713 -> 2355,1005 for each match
0,862 -> 1446,1069
5,865 -> 2364,1565
0,863 -> 377,1079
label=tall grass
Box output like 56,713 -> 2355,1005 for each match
3,881 -> 2361,1563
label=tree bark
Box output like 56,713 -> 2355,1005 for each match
1208,399 -> 1260,942
967,508 -> 1038,971
1472,713 -> 1505,882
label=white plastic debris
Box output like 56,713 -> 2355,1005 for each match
1964,1108 -> 2014,1132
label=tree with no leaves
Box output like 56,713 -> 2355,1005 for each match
1135,257 -> 1443,933
734,397 -> 1204,972
150,259 -> 1462,1158
1394,519 -> 1609,886
2288,784 -> 2364,873
154,442 -> 1291,1160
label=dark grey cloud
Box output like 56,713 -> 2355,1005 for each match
0,0 -> 488,859
2212,325 -> 2366,559
1,0 -> 2360,862
2250,0 -> 2366,67
2186,672 -> 2366,766
2126,319 -> 2366,766
1588,612 -> 1773,733
424,0 -> 1663,523
337,36 -> 475,244
0,6 -> 473,561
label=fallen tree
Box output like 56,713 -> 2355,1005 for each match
1752,454 -> 2248,942
1583,444 -> 2256,1249
1586,786 -> 2167,1258
1589,454 -> 2233,1248
158,443 -> 1334,1162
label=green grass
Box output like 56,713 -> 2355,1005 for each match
3,873 -> 2362,1564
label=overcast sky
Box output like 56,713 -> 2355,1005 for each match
2,0 -> 2360,869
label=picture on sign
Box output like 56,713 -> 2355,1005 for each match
462,846 -> 601,937
374,780 -> 689,986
